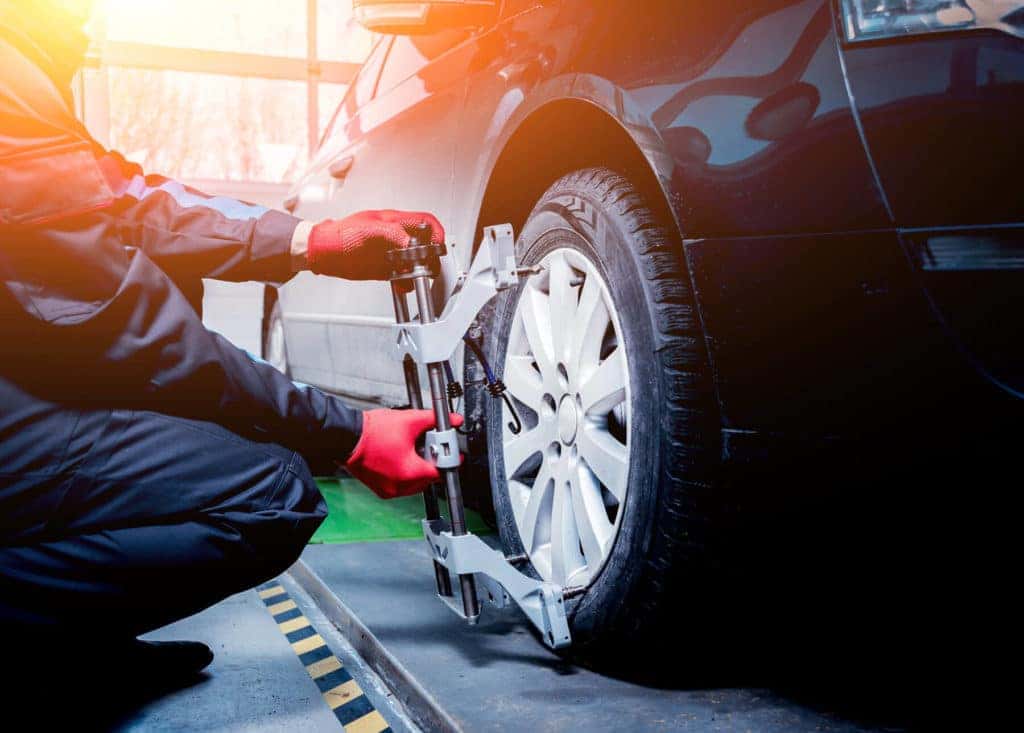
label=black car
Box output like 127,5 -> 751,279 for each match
277,0 -> 1023,651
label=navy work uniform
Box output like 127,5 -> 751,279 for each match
0,8 -> 361,637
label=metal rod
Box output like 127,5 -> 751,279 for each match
412,274 -> 480,621
392,287 -> 428,411
390,281 -> 452,598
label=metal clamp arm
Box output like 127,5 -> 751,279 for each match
423,519 -> 572,650
388,222 -> 573,650
393,224 -> 520,365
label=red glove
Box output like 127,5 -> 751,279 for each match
346,409 -> 464,499
307,210 -> 446,280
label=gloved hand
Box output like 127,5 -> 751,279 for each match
307,210 -> 445,280
346,409 -> 463,499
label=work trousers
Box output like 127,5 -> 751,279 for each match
0,376 -> 327,639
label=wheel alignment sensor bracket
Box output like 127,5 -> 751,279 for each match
394,224 -> 569,650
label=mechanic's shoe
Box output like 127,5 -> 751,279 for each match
12,639 -> 214,716
111,639 -> 215,680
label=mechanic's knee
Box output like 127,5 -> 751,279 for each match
216,451 -> 326,579
270,451 -> 328,529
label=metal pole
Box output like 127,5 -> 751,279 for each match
390,282 -> 453,598
411,273 -> 480,621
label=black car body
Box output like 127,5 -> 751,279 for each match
282,0 -> 1023,648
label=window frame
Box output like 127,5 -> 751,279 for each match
372,29 -> 475,100
319,34 -> 392,149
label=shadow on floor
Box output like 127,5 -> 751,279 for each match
7,667 -> 212,729
566,436 -> 1008,732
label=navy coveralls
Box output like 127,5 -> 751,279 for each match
0,18 -> 361,637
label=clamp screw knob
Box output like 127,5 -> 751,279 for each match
409,222 -> 433,247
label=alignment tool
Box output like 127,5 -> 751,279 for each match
386,224 -> 571,650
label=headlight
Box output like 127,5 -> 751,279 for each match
840,0 -> 1024,42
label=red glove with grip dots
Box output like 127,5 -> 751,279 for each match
307,210 -> 446,280
346,409 -> 464,499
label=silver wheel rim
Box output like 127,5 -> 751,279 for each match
502,247 -> 631,588
266,316 -> 288,374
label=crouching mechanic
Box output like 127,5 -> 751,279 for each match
0,0 -> 460,678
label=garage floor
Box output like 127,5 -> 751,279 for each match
298,541 -> 905,733
25,480 -> 921,731
36,575 -> 416,732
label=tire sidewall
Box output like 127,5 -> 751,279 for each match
486,187 -> 663,642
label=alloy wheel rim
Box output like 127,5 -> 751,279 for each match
501,247 -> 631,588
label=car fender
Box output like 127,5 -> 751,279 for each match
454,71 -> 683,268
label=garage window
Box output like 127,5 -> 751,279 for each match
102,0 -> 308,57
106,69 -> 308,183
79,1 -> 374,186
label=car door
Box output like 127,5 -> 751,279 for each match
281,37 -> 391,390
837,0 -> 1024,394
293,30 -> 475,404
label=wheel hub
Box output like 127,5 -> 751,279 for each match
557,394 -> 579,445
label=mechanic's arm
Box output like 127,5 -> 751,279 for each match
0,40 -> 450,491
0,211 -> 348,473
1,212 -> 455,490
2,37 -> 445,289
94,150 -> 301,285
95,150 -> 447,288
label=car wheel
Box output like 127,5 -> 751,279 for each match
486,167 -> 720,651
262,300 -> 291,377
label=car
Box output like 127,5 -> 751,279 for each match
273,0 -> 1024,652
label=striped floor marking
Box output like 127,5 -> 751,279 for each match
257,581 -> 392,733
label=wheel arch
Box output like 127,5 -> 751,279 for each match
472,84 -> 683,258
460,80 -> 691,507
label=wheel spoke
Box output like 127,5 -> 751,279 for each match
519,462 -> 554,553
503,355 -> 543,413
580,348 -> 627,416
567,274 -> 609,381
503,424 -> 550,476
579,427 -> 629,502
549,476 -> 584,586
546,253 -> 576,366
569,465 -> 613,568
519,286 -> 557,381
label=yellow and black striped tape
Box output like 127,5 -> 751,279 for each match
257,581 -> 391,733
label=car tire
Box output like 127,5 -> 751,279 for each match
262,299 -> 291,378
485,167 -> 721,653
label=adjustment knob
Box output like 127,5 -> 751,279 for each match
387,222 -> 447,279
409,222 -> 433,248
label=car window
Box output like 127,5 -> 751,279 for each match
321,36 -> 391,147
375,30 -> 469,96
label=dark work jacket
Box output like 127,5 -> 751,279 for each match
0,33 -> 361,472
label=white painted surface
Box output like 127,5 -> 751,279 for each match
202,279 -> 265,355
197,180 -> 290,356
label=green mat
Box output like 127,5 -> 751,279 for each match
310,478 -> 492,544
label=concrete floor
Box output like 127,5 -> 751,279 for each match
30,582 -> 417,732
300,541 -> 907,733
9,537 -> 923,732
125,589 -> 342,732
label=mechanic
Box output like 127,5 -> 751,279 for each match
0,0 -> 458,679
